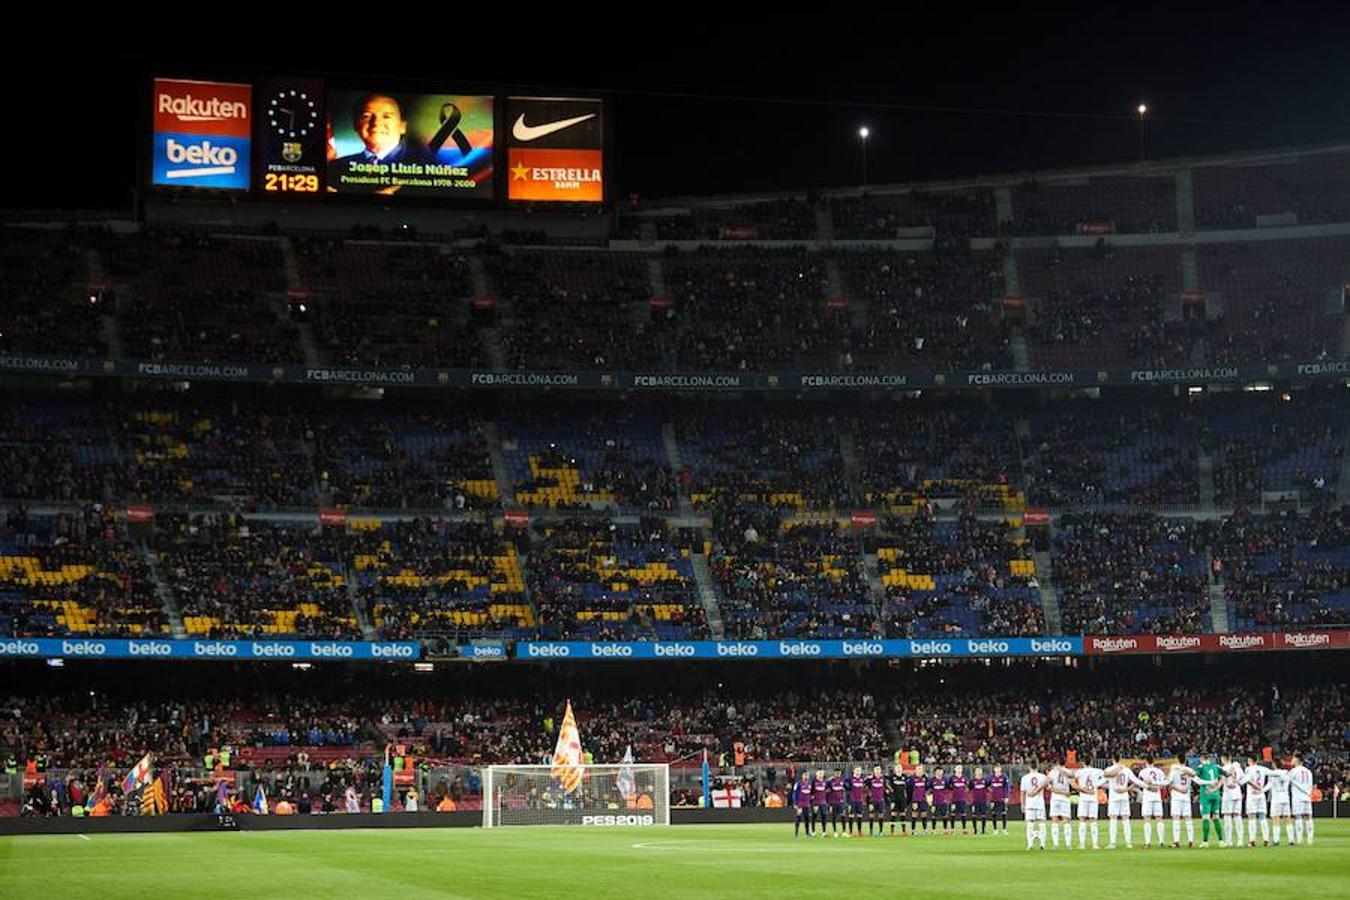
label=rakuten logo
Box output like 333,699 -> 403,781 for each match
1031,639 -> 1074,654
909,641 -> 952,656
1156,635 -> 1202,652
526,644 -> 570,658
193,641 -> 238,657
654,643 -> 696,657
158,93 -> 247,122
581,815 -> 655,826
591,644 -> 633,658
372,644 -> 417,659
62,640 -> 106,656
779,641 -> 822,656
965,640 -> 1009,655
165,139 -> 238,173
1090,637 -> 1137,653
717,643 -> 759,657
1219,634 -> 1267,650
129,641 -> 173,657
251,643 -> 296,658
843,641 -> 884,656
0,640 -> 39,655
308,643 -> 353,658
1282,632 -> 1330,649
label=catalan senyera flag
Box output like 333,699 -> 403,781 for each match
139,777 -> 167,816
550,700 -> 585,794
122,753 -> 153,794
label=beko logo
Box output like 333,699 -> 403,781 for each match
0,641 -> 39,655
779,642 -> 822,656
717,643 -> 759,657
654,643 -> 696,657
308,643 -> 354,658
966,640 -> 1009,655
194,642 -> 238,657
512,113 -> 597,142
62,641 -> 107,656
129,641 -> 173,656
1030,639 -> 1074,654
909,641 -> 953,655
842,641 -> 884,656
591,644 -> 633,658
526,644 -> 570,658
372,644 -> 417,658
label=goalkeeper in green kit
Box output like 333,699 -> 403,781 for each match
1196,752 -> 1224,847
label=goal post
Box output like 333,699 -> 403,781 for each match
481,763 -> 670,828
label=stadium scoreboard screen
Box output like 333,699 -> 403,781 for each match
150,75 -> 605,205
256,76 -> 325,194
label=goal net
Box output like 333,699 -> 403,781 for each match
481,763 -> 670,828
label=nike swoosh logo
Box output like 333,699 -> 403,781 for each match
512,113 -> 597,142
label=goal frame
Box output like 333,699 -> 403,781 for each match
481,763 -> 671,828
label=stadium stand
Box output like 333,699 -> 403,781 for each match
296,236 -> 485,369
1051,513 -> 1211,635
875,513 -> 1044,638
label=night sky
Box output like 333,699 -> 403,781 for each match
9,8 -> 1350,209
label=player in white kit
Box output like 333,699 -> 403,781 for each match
1288,755 -> 1314,846
1136,758 -> 1167,848
1219,756 -> 1246,847
1241,756 -> 1273,847
1046,764 -> 1074,849
1166,762 -> 1209,848
1266,766 -> 1293,846
1073,765 -> 1104,850
1102,762 -> 1142,849
1020,763 -> 1048,850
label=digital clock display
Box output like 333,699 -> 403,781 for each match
264,172 -> 320,193
255,76 -> 325,194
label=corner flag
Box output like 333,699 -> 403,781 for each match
617,745 -> 636,800
550,700 -> 585,794
253,784 -> 269,815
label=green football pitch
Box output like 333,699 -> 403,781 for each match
1,821 -> 1347,899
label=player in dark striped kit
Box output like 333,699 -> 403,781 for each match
971,766 -> 990,835
887,763 -> 909,835
844,766 -> 867,836
827,769 -> 846,838
908,764 -> 930,834
931,767 -> 950,835
866,766 -> 888,837
811,769 -> 830,836
989,764 -> 1011,834
792,771 -> 814,837
950,764 -> 971,835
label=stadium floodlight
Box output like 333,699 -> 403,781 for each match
482,763 -> 670,828
858,126 -> 871,189
1136,102 -> 1149,161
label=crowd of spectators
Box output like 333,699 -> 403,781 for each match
1209,507 -> 1350,630
1052,513 -> 1211,634
877,514 -> 1044,638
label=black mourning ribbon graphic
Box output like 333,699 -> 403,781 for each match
428,102 -> 474,156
